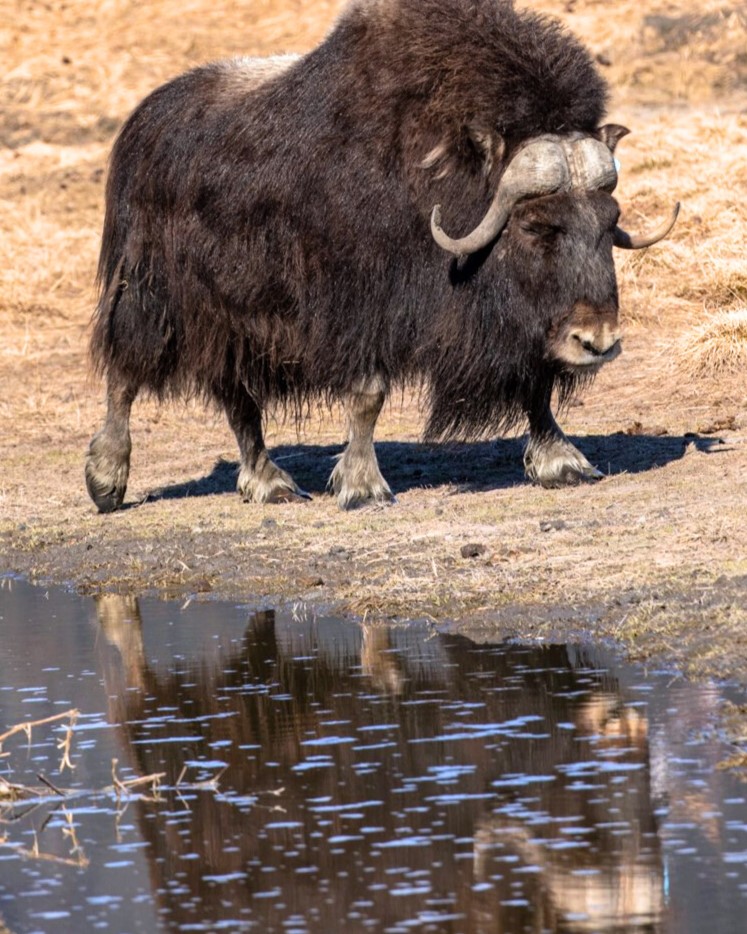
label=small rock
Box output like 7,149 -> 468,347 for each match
624,421 -> 668,436
328,545 -> 352,560
539,519 -> 567,532
460,542 -> 487,559
697,415 -> 737,435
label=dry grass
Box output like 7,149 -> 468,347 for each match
677,307 -> 747,377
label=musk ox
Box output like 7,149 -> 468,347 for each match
86,0 -> 678,512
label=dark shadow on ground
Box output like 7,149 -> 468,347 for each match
144,432 -> 725,503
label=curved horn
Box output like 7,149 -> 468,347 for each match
564,135 -> 618,192
431,140 -> 571,257
613,202 -> 680,249
430,196 -> 513,257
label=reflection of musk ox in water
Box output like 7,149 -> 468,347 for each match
95,596 -> 663,932
471,695 -> 660,933
86,0 -> 678,514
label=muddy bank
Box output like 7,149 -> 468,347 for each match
3,381 -> 746,684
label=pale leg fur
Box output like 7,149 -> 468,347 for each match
225,390 -> 309,503
329,376 -> 394,509
524,402 -> 603,488
94,594 -> 147,691
85,381 -> 136,512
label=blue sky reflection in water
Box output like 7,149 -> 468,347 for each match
1,577 -> 746,933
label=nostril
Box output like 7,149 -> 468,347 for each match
571,331 -> 621,358
572,334 -> 602,356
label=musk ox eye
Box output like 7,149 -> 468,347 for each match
519,219 -> 564,240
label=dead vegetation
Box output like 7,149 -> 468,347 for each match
1,0 -> 747,682
677,308 -> 747,376
0,705 -> 230,868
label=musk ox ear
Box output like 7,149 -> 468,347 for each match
595,124 -> 630,153
420,127 -> 505,179
466,126 -> 506,176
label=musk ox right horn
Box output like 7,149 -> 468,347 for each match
431,139 -> 571,257
613,202 -> 680,249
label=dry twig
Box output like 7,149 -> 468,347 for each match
110,758 -> 165,800
0,709 -> 80,752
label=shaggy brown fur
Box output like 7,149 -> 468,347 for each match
87,0 -> 622,510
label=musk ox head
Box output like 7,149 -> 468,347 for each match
429,125 -> 678,377
505,190 -> 624,374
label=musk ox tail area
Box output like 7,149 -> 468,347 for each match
90,65 -> 233,402
91,54 -> 304,402
91,246 -> 183,401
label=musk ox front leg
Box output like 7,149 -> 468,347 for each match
524,389 -> 603,488
223,389 -> 310,504
329,375 -> 395,509
85,379 -> 137,512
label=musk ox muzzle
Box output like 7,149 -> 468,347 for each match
548,301 -> 622,371
431,131 -> 680,257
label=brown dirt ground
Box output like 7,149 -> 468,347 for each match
1,0 -> 746,683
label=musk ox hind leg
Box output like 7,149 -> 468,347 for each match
85,378 -> 137,512
524,395 -> 603,489
329,375 -> 395,510
223,388 -> 310,504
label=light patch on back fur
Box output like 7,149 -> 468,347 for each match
420,142 -> 455,180
220,54 -> 300,92
420,142 -> 448,171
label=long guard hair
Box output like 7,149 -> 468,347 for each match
91,0 -> 608,440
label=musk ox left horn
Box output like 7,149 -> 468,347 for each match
613,202 -> 680,249
431,134 -> 618,258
